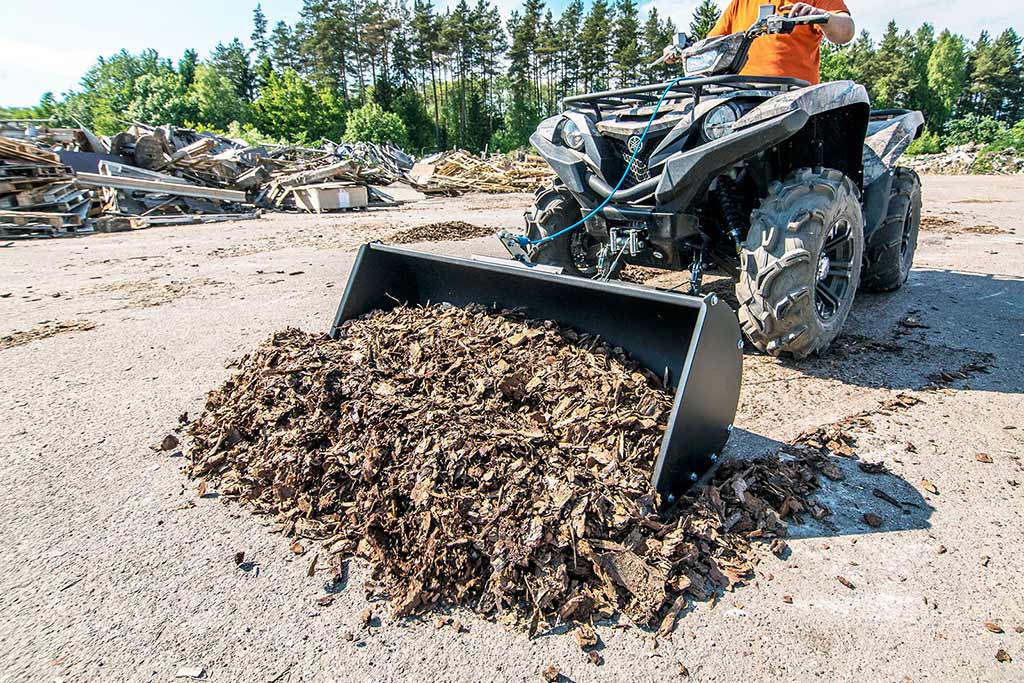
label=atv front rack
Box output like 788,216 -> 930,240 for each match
331,243 -> 743,498
563,74 -> 809,116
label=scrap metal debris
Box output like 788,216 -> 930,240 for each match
185,304 -> 844,631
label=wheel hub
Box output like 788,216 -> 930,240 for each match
816,254 -> 831,282
814,218 -> 855,322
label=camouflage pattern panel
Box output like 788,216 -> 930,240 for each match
733,81 -> 869,130
862,111 -> 926,184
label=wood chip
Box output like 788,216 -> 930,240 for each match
995,649 -> 1012,663
837,576 -> 856,590
985,621 -> 1004,634
975,453 -> 993,463
182,304 -> 867,632
920,479 -> 939,495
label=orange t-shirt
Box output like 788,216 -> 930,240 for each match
708,0 -> 851,85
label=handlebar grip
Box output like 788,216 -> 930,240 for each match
791,13 -> 830,25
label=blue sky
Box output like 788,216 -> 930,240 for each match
1,0 -> 1020,106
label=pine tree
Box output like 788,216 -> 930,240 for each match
872,23 -> 915,109
557,0 -> 584,97
252,4 -> 270,58
178,49 -> 199,88
613,0 -> 641,88
270,21 -> 300,73
689,0 -> 720,41
210,38 -> 257,101
579,0 -> 612,91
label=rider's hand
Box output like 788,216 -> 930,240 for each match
786,2 -> 827,18
662,44 -> 680,64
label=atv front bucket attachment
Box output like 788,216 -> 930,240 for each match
330,243 -> 743,498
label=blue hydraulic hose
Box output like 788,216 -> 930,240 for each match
515,77 -> 684,247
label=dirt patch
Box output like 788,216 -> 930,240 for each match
389,221 -> 495,244
80,277 -> 223,309
183,304 -> 839,635
920,214 -> 1009,235
0,320 -> 97,351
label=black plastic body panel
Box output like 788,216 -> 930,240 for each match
861,169 -> 894,238
655,109 -> 808,211
331,243 -> 743,497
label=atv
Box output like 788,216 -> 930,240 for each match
503,7 -> 924,358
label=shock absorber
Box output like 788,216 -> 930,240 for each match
715,177 -> 747,255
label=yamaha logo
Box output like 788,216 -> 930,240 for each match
626,135 -> 643,153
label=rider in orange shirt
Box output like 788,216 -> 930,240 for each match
706,0 -> 856,84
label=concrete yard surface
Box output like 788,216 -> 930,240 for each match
0,177 -> 1022,682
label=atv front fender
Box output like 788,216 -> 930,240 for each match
655,109 -> 808,211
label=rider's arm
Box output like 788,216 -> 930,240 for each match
788,2 -> 855,45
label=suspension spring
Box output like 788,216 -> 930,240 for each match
715,177 -> 747,254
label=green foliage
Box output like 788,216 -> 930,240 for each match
7,0 -> 1024,157
905,130 -> 943,155
189,64 -> 251,130
927,30 -> 968,123
689,0 -> 721,41
943,114 -> 1007,146
126,72 -> 195,126
253,68 -> 345,143
343,101 -> 408,146
613,0 -> 642,87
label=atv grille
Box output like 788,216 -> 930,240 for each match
608,137 -> 653,188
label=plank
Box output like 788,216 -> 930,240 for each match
75,173 -> 247,203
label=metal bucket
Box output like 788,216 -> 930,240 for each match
331,243 -> 742,497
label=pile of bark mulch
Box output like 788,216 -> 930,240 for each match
389,220 -> 494,244
185,303 -> 830,633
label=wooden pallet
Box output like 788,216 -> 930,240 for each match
0,136 -> 60,164
0,209 -> 83,228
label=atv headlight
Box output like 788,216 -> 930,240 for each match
701,104 -> 738,141
684,50 -> 722,76
560,119 -> 585,151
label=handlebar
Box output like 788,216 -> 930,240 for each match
648,12 -> 830,69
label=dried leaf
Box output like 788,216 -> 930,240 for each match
995,649 -> 1012,663
160,434 -> 180,451
307,554 -> 318,577
862,513 -> 883,528
975,453 -> 993,463
782,595 -> 793,604
985,621 -> 1004,634
920,479 -> 939,495
573,624 -> 598,650
837,576 -> 856,590
541,665 -> 561,682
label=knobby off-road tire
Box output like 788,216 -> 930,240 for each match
737,168 -> 864,359
860,167 -> 922,292
525,182 -> 611,278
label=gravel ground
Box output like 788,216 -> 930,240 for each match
0,178 -> 1021,682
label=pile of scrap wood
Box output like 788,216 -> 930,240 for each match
0,137 -> 94,238
3,118 -> 418,237
183,303 -> 835,634
79,160 -> 259,232
409,150 -> 554,194
259,142 -> 412,212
